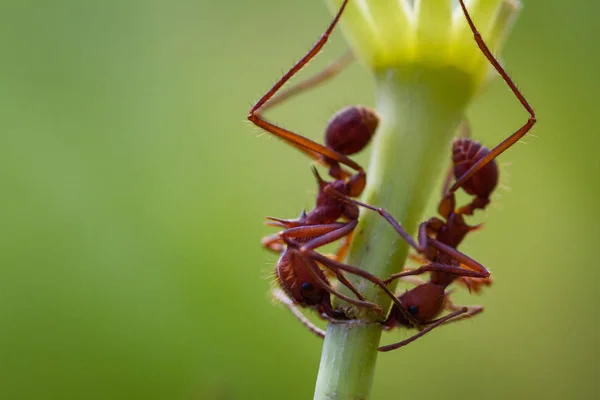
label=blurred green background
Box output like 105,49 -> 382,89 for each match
1,0 -> 598,399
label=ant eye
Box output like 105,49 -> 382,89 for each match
408,305 -> 419,315
301,282 -> 313,291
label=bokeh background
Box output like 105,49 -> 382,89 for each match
1,0 -> 598,399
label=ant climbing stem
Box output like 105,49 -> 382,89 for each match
247,0 -> 427,328
450,0 -> 536,194
378,303 -> 483,352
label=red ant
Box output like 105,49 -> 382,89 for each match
256,82 -> 424,322
257,107 -> 423,324
248,1 -> 424,325
356,127 -> 498,352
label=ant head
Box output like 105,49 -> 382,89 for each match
325,106 -> 379,156
275,249 -> 328,308
452,138 -> 499,199
396,283 -> 446,325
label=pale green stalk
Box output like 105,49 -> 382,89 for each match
314,1 -> 522,399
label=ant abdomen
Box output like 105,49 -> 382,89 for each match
325,106 -> 379,156
452,138 -> 499,199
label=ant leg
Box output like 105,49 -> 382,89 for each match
384,262 -> 489,285
301,248 -> 422,329
455,276 -> 493,294
272,289 -> 326,339
323,186 -> 423,252
378,308 -> 468,352
249,0 -> 349,114
262,222 -> 347,254
428,239 -> 489,275
332,269 -> 366,302
260,50 -> 354,113
333,230 -> 354,262
249,107 -> 362,172
298,220 -> 357,252
440,299 -> 484,325
450,0 -> 536,193
261,233 -> 285,253
280,223 -> 348,244
248,1 -> 363,172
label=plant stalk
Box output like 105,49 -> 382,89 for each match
313,65 -> 475,399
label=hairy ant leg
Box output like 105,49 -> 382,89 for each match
249,0 -> 348,114
273,288 -> 326,339
273,287 -> 364,340
248,1 -> 363,175
440,302 -> 484,325
378,307 -> 470,352
323,186 -> 420,249
384,262 -> 489,284
295,221 -> 357,252
262,233 -> 285,253
261,222 -> 346,253
455,275 -> 493,293
259,50 -> 354,113
450,0 -> 536,194
333,230 -> 353,262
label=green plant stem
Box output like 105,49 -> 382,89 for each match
313,65 -> 475,400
